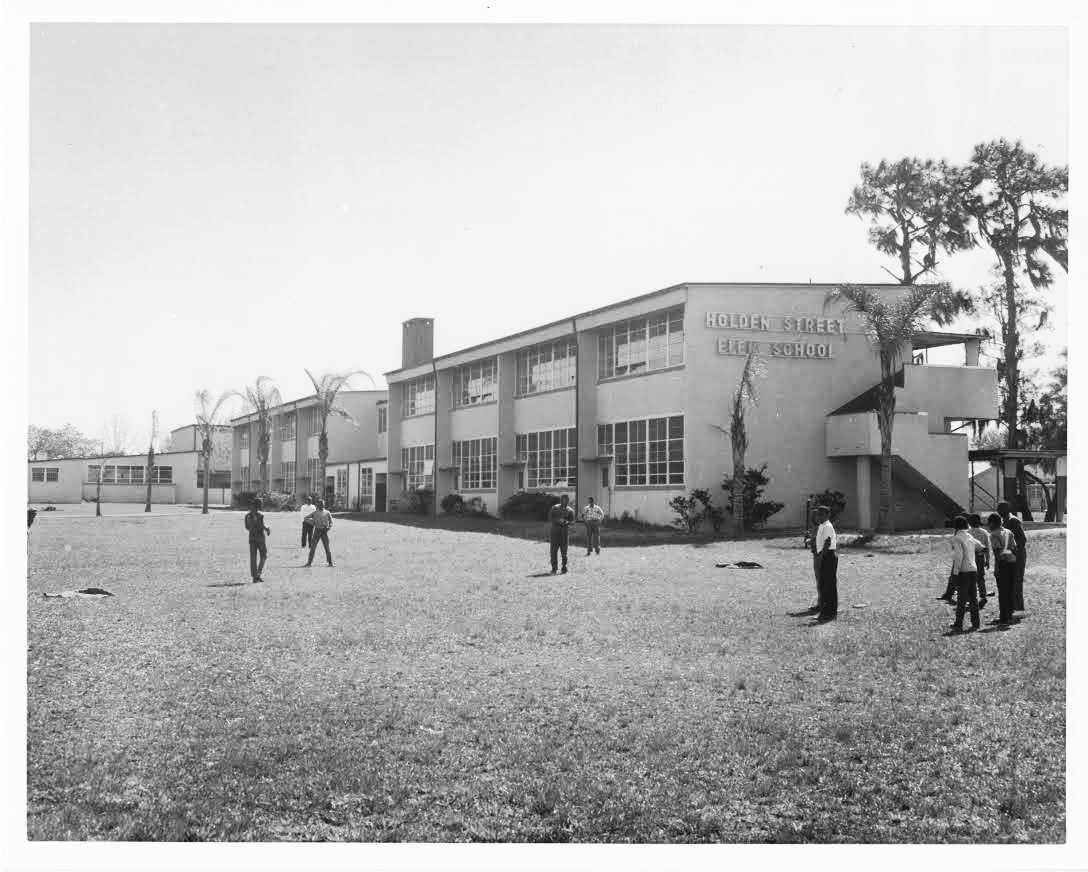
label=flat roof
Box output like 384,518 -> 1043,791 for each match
913,331 -> 985,350
28,450 -> 199,463
384,280 -> 959,377
969,448 -> 1066,461
230,389 -> 388,424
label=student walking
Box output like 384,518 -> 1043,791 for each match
948,516 -> 981,632
299,495 -> 315,548
244,498 -> 270,583
987,512 -> 1018,624
997,501 -> 1027,612
547,494 -> 576,575
304,499 -> 334,567
581,496 -> 604,556
812,505 -> 838,622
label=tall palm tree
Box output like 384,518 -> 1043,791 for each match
304,369 -> 375,503
194,389 -> 237,514
714,352 -> 763,538
825,284 -> 972,533
239,377 -> 282,495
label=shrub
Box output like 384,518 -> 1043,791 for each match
722,464 -> 785,531
441,493 -> 466,514
396,489 -> 433,514
464,496 -> 491,517
669,493 -> 706,535
500,491 -> 561,521
808,489 -> 847,522
258,492 -> 297,512
232,490 -> 259,509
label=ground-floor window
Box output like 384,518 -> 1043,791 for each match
516,427 -> 577,489
31,467 -> 59,482
598,415 -> 683,486
335,469 -> 348,506
280,461 -> 296,493
359,467 -> 374,510
402,444 -> 434,491
152,466 -> 173,485
240,465 -> 251,491
452,437 -> 497,490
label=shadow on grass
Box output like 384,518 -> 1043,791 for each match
206,582 -> 249,588
527,572 -> 556,578
787,608 -> 820,618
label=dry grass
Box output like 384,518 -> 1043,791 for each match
26,509 -> 1065,842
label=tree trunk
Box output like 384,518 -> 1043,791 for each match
318,429 -> 329,505
899,219 -> 913,284
732,465 -> 745,539
875,363 -> 897,534
202,442 -> 211,515
96,473 -> 102,517
145,447 -> 154,513
1001,255 -> 1024,515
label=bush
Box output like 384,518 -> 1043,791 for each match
441,493 -> 466,514
464,496 -> 491,517
258,492 -> 297,512
722,464 -> 785,531
500,491 -> 560,521
232,490 -> 259,509
396,489 -> 433,514
808,489 -> 848,522
669,493 -> 706,534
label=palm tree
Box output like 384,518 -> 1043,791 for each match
194,389 -> 237,515
825,284 -> 973,533
239,377 -> 282,495
713,352 -> 764,538
304,369 -> 375,504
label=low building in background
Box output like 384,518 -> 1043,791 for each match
29,451 -> 201,505
230,392 -> 389,510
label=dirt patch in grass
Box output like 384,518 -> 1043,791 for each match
26,513 -> 1065,842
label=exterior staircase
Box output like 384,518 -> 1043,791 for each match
891,455 -> 965,519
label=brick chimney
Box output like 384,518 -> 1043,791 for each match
402,318 -> 435,369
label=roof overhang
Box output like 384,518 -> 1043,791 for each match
912,331 -> 985,351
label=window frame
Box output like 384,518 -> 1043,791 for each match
451,436 -> 497,490
599,415 -> 684,488
597,306 -> 684,381
451,358 -> 498,408
402,375 -> 437,417
515,427 -> 577,490
515,338 -> 578,397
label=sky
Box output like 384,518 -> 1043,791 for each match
26,23 -> 1069,449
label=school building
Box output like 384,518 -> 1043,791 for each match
229,390 -> 389,510
27,425 -> 236,505
383,283 -> 999,530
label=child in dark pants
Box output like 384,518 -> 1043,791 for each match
967,513 -> 991,607
949,516 -> 980,632
813,506 -> 838,622
244,499 -> 271,583
987,512 -> 1017,624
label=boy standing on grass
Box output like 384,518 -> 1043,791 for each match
244,498 -> 270,584
987,511 -> 1018,624
948,516 -> 981,632
304,499 -> 334,567
967,513 -> 991,607
581,496 -> 604,556
299,494 -> 315,549
548,494 -> 576,575
813,506 -> 837,622
997,501 -> 1028,613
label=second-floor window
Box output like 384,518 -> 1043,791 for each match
598,307 -> 684,380
306,406 -> 322,435
279,412 -> 296,441
239,429 -> 250,451
516,338 -> 577,396
452,358 -> 497,407
377,404 -> 388,434
403,376 -> 436,417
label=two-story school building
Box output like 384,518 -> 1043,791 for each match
383,282 -> 999,530
230,390 -> 389,510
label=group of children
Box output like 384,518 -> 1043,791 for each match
243,495 -> 334,583
942,501 -> 1028,632
545,494 -> 605,574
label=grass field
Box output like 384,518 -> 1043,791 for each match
26,508 -> 1066,842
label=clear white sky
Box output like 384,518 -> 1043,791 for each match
26,23 -> 1068,447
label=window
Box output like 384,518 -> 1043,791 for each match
306,458 -> 320,492
377,405 -> 388,434
452,437 -> 497,490
31,468 -> 44,482
281,461 -> 296,493
32,467 -> 61,483
115,465 -> 145,485
87,465 -> 100,483
516,338 -> 577,396
401,444 -> 435,491
515,428 -> 577,489
197,469 -> 232,489
240,465 -> 251,491
239,429 -> 250,451
452,358 -> 498,407
279,412 -> 296,441
304,406 -> 322,435
599,416 -> 684,487
47,468 -> 59,482
359,467 -> 374,510
403,376 -> 436,417
102,465 -> 116,484
335,469 -> 348,506
598,307 -> 684,380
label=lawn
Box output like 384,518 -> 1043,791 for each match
26,508 -> 1066,842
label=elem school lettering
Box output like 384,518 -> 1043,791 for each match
717,338 -> 836,359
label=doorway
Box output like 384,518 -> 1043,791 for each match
375,474 -> 387,513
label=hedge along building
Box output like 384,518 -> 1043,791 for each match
229,390 -> 389,510
383,283 -> 998,529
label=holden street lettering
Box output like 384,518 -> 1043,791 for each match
704,312 -> 846,334
717,338 -> 835,359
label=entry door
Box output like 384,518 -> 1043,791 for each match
375,475 -> 387,512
